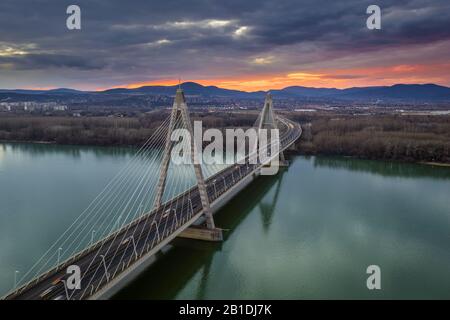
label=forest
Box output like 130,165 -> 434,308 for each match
1,111 -> 449,163
0,111 -> 256,146
290,112 -> 450,163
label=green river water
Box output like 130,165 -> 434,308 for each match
0,143 -> 449,299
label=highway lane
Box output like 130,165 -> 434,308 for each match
12,160 -> 250,300
47,161 -> 257,300
69,117 -> 301,300
5,116 -> 301,300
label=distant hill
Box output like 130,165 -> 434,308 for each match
337,84 -> 450,101
46,88 -> 85,94
102,82 -> 450,101
1,82 -> 450,102
103,82 -> 265,98
0,88 -> 85,95
272,86 -> 341,98
270,84 -> 450,101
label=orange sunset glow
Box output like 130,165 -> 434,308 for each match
3,1 -> 449,92
112,63 -> 450,92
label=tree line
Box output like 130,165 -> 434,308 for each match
290,113 -> 450,163
1,111 -> 449,163
0,111 -> 257,146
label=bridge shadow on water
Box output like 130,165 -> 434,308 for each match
113,169 -> 286,300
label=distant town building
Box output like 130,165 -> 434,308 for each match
0,102 -> 11,111
0,101 -> 69,112
53,105 -> 68,111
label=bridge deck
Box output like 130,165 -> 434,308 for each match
4,117 -> 301,300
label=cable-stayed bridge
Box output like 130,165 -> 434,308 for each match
3,89 -> 301,300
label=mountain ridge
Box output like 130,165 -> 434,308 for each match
94,82 -> 450,101
1,82 -> 450,101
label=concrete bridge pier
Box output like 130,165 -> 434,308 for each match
178,226 -> 224,241
180,92 -> 292,242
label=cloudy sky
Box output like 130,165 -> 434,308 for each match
0,0 -> 449,91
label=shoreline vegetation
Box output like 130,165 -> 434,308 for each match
420,162 -> 450,167
1,112 -> 449,165
289,112 -> 450,164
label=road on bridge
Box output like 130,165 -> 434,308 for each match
4,117 -> 301,300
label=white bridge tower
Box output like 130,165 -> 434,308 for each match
258,93 -> 287,164
154,88 -> 222,240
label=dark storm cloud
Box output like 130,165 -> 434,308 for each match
0,0 -> 449,88
0,54 -> 106,70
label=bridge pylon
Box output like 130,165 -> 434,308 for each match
258,93 -> 288,166
153,88 -> 222,241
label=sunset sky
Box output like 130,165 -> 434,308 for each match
0,0 -> 449,91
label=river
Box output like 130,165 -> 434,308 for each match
0,142 -> 449,299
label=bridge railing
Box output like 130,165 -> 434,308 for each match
4,116 -> 301,300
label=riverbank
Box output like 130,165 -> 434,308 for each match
0,139 -> 55,145
1,112 -> 449,165
1,144 -> 450,298
0,112 -> 255,147
289,113 -> 450,164
420,162 -> 450,167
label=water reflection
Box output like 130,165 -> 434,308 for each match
1,142 -> 449,299
0,142 -> 231,294
114,173 -> 283,299
115,156 -> 450,299
313,156 -> 450,179
2,142 -> 137,160
259,170 -> 285,233
0,144 -> 5,167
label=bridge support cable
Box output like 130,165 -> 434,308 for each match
128,127 -> 196,256
257,93 -> 287,165
28,118 -> 173,300
106,156 -> 190,281
9,116 -> 173,293
75,116 -> 191,298
78,116 -> 207,298
152,88 -> 219,232
135,159 -> 194,258
4,87 -> 302,300
11,108 -> 223,299
135,163 -> 192,258
55,116 -> 172,255
83,172 -> 189,297
59,117 -> 174,259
